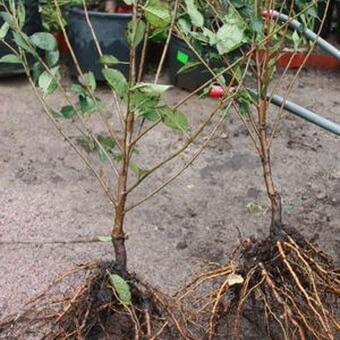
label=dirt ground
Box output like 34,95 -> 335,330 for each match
0,66 -> 339,321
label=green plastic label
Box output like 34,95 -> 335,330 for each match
176,50 -> 189,65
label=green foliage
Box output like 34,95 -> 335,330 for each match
127,19 -> 146,47
79,72 -> 97,92
38,66 -> 60,94
78,95 -> 97,113
13,31 -> 34,53
0,11 -> 15,28
46,50 -> 60,67
215,10 -> 246,54
97,235 -> 112,242
102,68 -> 128,98
39,0 -> 85,32
99,54 -> 121,65
129,82 -> 188,131
184,0 -> 204,28
97,134 -> 116,161
108,273 -> 132,305
0,0 -> 318,173
130,160 -> 149,178
30,32 -> 58,51
0,54 -> 22,64
130,82 -> 172,96
156,106 -> 188,131
143,0 -> 171,29
59,105 -> 77,119
0,22 -> 10,39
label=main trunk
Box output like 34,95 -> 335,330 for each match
112,167 -> 129,273
258,99 -> 283,237
112,202 -> 127,273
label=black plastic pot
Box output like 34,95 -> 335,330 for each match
0,0 -> 41,77
168,35 -> 228,92
315,0 -> 335,39
66,7 -> 141,81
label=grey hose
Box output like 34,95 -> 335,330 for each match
269,94 -> 340,136
271,10 -> 340,59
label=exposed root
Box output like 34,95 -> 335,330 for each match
0,262 -> 192,339
177,226 -> 340,339
1,227 -> 339,339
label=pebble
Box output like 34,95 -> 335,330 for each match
176,240 -> 188,250
316,192 -> 327,200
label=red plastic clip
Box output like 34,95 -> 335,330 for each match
209,86 -> 224,98
261,10 -> 279,19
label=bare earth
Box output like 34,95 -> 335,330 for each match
0,67 -> 339,319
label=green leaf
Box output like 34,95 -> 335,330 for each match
130,160 -> 149,178
237,89 -> 253,118
108,273 -> 132,305
71,83 -> 86,95
16,1 -> 26,29
45,50 -> 60,67
184,0 -> 204,28
189,31 -> 210,44
177,60 -> 201,74
139,109 -> 162,121
157,106 -> 188,131
32,62 -> 43,84
306,6 -> 318,19
13,32 -> 33,52
102,68 -> 128,98
202,28 -> 217,45
99,54 -> 122,65
216,21 -> 245,54
238,100 -> 250,118
38,66 -> 60,94
143,0 -> 171,29
177,18 -> 191,35
96,134 -> 116,161
98,147 -> 107,161
0,12 -> 15,28
0,54 -> 22,64
130,92 -> 160,115
249,17 -> 264,36
130,82 -> 171,96
0,22 -> 10,39
30,32 -> 57,51
97,134 -> 116,150
60,105 -> 76,119
79,72 -> 96,92
79,95 -> 96,113
291,30 -> 301,51
97,235 -> 112,242
127,19 -> 146,47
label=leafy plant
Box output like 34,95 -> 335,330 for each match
40,0 -> 85,32
0,0 -> 338,338
0,0 -> 241,285
170,1 -> 340,339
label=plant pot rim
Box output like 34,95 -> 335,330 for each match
66,6 -> 133,19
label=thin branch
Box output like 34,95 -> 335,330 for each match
80,0 -> 125,138
22,59 -> 116,204
126,100 -> 233,212
154,0 -> 179,83
267,0 -> 331,148
137,22 -> 150,82
126,98 -> 226,195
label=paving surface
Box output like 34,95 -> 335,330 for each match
0,68 -> 339,319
